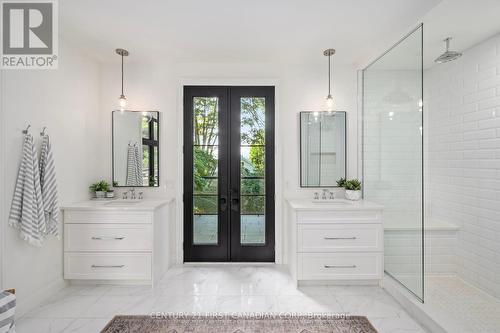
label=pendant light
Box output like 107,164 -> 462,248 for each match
116,48 -> 129,111
323,48 -> 336,112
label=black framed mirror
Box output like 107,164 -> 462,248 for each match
112,110 -> 159,187
300,111 -> 346,187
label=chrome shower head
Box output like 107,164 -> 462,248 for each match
435,37 -> 462,63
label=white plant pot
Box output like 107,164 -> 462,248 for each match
95,191 -> 105,198
345,190 -> 361,201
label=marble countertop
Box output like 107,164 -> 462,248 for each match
61,198 -> 174,211
286,198 -> 384,211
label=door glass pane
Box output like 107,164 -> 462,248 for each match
241,97 -> 266,145
241,147 -> 265,178
241,179 -> 265,195
153,146 -> 158,186
142,145 -> 149,184
193,196 -> 218,244
362,26 -> 424,300
240,97 -> 266,244
193,97 -> 219,245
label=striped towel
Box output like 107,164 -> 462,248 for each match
126,144 -> 142,186
8,134 -> 46,246
0,291 -> 15,333
40,134 -> 59,237
134,143 -> 143,184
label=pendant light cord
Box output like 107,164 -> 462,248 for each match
328,53 -> 331,95
121,53 -> 124,96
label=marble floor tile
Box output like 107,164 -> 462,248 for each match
337,293 -> 405,318
216,295 -> 278,313
24,295 -> 101,319
17,265 -> 427,333
369,313 -> 427,333
62,318 -> 110,333
16,318 -> 75,333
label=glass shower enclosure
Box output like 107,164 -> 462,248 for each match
362,25 -> 424,301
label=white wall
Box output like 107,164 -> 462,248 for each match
99,60 -> 358,263
0,40 -> 104,314
426,32 -> 500,299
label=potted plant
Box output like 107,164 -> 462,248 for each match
89,180 -> 110,198
336,177 -> 346,187
344,178 -> 362,201
106,181 -> 119,198
106,189 -> 115,198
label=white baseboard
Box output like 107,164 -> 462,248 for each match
299,280 -> 380,286
16,278 -> 68,318
69,279 -> 152,286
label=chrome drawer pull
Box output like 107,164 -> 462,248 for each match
91,265 -> 125,269
324,265 -> 357,269
91,236 -> 125,240
324,237 -> 357,240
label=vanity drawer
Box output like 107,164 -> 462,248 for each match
64,210 -> 153,225
64,253 -> 152,280
298,253 -> 383,280
298,224 -> 382,253
297,210 -> 381,224
64,224 -> 152,252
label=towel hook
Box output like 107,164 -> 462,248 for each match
40,127 -> 47,136
22,125 -> 31,134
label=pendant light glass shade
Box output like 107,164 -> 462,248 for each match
324,48 -> 336,112
119,94 -> 127,110
116,48 -> 129,111
325,94 -> 334,111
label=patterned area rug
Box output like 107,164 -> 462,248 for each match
101,314 -> 378,333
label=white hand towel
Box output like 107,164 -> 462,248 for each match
40,134 -> 59,237
9,134 -> 46,246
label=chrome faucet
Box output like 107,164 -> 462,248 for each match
122,191 -> 128,199
314,192 -> 319,200
129,188 -> 136,200
322,189 -> 329,200
329,191 -> 335,200
138,192 -> 143,200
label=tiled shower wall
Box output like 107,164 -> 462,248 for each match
426,33 -> 500,299
363,69 -> 425,293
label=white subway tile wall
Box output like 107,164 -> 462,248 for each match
363,69 -> 424,291
385,228 -> 458,279
426,33 -> 500,299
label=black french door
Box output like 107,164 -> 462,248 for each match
183,86 -> 275,262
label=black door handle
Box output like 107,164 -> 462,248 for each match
231,197 -> 239,212
220,196 -> 228,212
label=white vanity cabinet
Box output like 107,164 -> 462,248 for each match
62,199 -> 173,285
286,199 -> 384,284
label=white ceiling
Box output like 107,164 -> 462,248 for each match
60,0 -> 441,65
423,0 -> 500,67
60,0 -> 500,68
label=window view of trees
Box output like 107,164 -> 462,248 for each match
193,97 -> 266,215
141,114 -> 159,186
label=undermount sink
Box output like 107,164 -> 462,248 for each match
104,200 -> 141,206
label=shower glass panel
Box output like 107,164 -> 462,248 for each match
362,25 -> 424,301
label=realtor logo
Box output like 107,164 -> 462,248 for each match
1,0 -> 58,69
